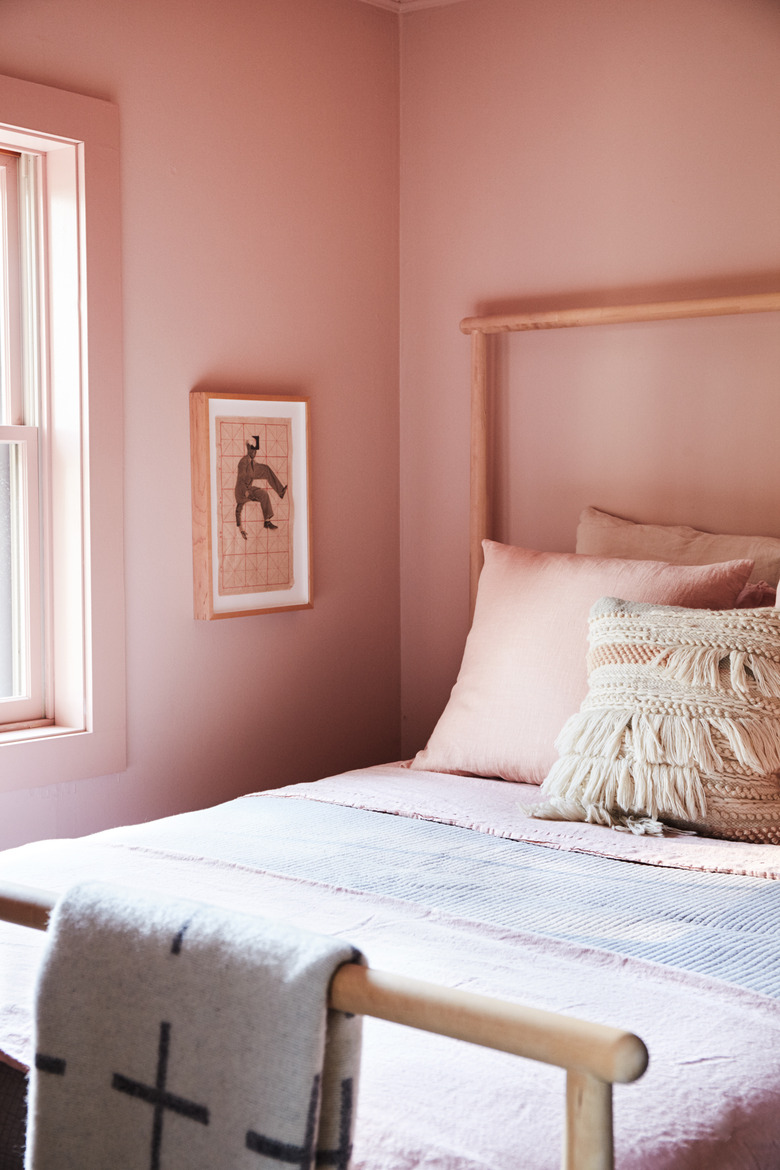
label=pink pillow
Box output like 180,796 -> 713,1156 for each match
737,581 -> 777,607
411,541 -> 754,786
576,506 -> 780,587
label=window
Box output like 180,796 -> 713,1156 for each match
0,73 -> 126,789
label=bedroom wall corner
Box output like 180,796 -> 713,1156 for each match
0,0 -> 401,846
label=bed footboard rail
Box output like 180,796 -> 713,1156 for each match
0,880 -> 648,1170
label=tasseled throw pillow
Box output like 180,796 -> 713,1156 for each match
531,598 -> 780,842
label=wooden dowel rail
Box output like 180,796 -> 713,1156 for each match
0,879 -> 647,1168
0,881 -> 56,931
331,962 -> 647,1087
460,290 -> 780,335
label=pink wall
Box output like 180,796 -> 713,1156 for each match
0,0 -> 401,845
400,0 -> 780,755
2,0 -> 779,841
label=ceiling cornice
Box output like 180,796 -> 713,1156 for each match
357,0 -> 469,12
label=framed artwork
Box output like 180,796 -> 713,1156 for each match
189,391 -> 311,619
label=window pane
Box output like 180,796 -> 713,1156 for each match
0,150 -> 22,428
0,443 -> 12,698
0,174 -> 6,422
0,427 -> 40,720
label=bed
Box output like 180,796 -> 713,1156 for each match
2,290 -> 780,1170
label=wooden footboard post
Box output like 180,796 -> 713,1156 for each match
564,1070 -> 613,1170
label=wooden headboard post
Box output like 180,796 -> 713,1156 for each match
469,329 -> 490,615
461,291 -> 780,617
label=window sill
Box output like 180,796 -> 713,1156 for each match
0,722 -> 126,790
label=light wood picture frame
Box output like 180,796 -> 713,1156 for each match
190,391 -> 312,619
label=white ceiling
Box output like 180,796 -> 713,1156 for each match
356,0 -> 468,12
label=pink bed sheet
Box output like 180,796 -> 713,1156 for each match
0,767 -> 779,1167
264,761 -> 780,878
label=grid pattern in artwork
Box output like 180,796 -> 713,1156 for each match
216,417 -> 293,596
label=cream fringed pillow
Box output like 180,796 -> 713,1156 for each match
532,599 -> 780,842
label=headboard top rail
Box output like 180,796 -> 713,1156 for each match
460,290 -> 780,335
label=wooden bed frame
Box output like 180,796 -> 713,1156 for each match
2,289 -> 780,1169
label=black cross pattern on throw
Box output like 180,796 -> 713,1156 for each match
316,1077 -> 355,1170
246,1075 -> 319,1168
112,1021 -> 209,1170
170,918 -> 192,956
246,1075 -> 354,1169
37,920 -> 356,1169
34,1053 -> 67,1077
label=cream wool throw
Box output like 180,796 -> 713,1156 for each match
531,599 -> 780,842
27,882 -> 362,1170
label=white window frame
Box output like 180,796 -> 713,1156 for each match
0,426 -> 42,725
0,150 -> 23,423
1,147 -> 45,728
0,73 -> 126,790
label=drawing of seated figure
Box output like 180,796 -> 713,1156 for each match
234,436 -> 287,540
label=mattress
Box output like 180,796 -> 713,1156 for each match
0,765 -> 779,1168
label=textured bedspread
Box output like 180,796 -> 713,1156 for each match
273,762 -> 780,878
0,768 -> 779,1168
73,786 -> 780,998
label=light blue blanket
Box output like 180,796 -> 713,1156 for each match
99,793 -> 780,1000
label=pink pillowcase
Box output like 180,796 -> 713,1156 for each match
576,506 -> 780,589
737,581 -> 777,608
411,541 -> 755,786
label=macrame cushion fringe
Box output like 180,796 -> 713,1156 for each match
531,598 -> 780,842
